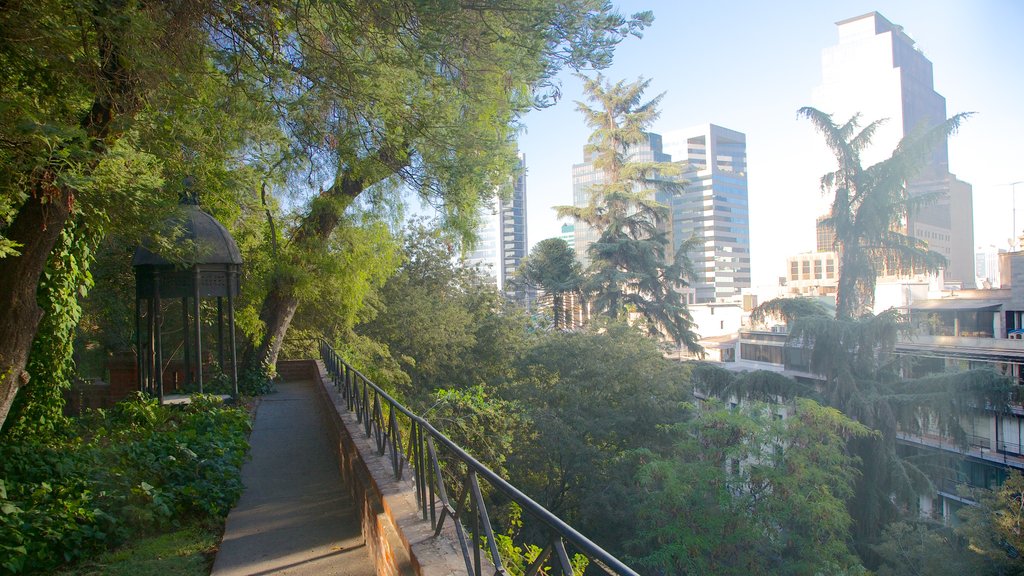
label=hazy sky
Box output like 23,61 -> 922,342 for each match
517,0 -> 1024,287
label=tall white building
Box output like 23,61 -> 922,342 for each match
570,126 -> 751,304
812,11 -> 975,286
671,124 -> 751,303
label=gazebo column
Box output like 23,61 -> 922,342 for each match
227,269 -> 238,397
182,296 -> 190,387
153,270 -> 163,402
194,267 -> 203,393
135,295 -> 143,392
147,292 -> 156,395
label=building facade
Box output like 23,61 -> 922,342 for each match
812,11 -> 975,286
785,251 -> 839,297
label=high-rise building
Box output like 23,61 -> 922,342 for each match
812,11 -> 975,286
570,126 -> 751,304
672,124 -> 752,303
464,152 -> 529,303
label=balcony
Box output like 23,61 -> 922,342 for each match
897,430 -> 1024,471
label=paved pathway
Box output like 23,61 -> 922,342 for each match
211,379 -> 375,576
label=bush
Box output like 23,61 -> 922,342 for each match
0,394 -> 250,574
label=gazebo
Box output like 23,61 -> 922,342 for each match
132,191 -> 242,400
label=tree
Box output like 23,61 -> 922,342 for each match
798,107 -> 970,320
956,470 -> 1024,574
517,238 -> 583,329
558,74 -> 700,353
355,224 -> 531,398
501,323 -> 691,550
0,0 -> 215,430
873,521 -> 989,576
215,2 -> 653,374
0,0 -> 652,430
631,398 -> 871,575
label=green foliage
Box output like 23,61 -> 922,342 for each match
517,238 -> 583,330
356,224 -> 531,397
782,308 -> 1016,549
955,471 -> 1024,574
502,323 -> 691,548
0,394 -> 250,574
4,219 -> 95,440
873,520 -> 989,576
631,398 -> 871,575
53,523 -> 217,576
491,504 -> 588,576
425,386 -> 529,478
749,296 -> 832,327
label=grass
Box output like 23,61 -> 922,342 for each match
54,523 -> 220,576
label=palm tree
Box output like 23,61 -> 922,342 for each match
750,109 -> 1015,552
557,74 -> 701,354
798,107 -> 970,319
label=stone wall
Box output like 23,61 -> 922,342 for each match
300,359 -> 467,576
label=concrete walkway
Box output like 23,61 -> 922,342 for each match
211,379 -> 375,576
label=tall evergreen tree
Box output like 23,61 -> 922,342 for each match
558,74 -> 701,354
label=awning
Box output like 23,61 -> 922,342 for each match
909,299 -> 1003,312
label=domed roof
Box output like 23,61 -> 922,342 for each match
132,200 -> 242,267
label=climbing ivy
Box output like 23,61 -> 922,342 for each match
3,219 -> 96,440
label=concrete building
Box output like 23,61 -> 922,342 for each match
785,251 -> 838,297
570,125 -> 751,304
812,11 -> 975,286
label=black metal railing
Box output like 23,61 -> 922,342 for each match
317,338 -> 638,576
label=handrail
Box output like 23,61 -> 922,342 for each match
316,338 -> 639,576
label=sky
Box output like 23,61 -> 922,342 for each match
516,0 -> 1024,288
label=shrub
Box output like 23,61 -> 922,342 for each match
0,394 -> 250,574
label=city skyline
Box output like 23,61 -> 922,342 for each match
517,1 -> 1023,288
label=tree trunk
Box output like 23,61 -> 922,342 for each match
0,183 -> 73,429
251,282 -> 300,375
553,292 -> 562,330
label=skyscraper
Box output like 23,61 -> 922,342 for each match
670,124 -> 751,303
570,126 -> 751,304
464,152 -> 529,302
812,11 -> 974,285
